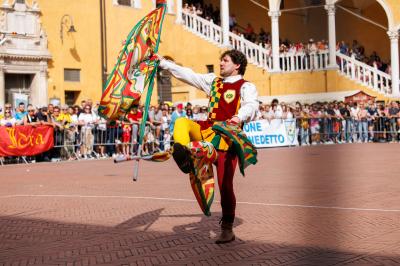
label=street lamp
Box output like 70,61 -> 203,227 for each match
60,14 -> 77,44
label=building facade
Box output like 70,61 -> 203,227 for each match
1,0 -> 400,108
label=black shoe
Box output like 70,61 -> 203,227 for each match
172,143 -> 194,174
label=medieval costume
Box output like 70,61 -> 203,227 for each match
159,54 -> 258,243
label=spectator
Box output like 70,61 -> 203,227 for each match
163,128 -> 172,151
388,101 -> 399,142
358,102 -> 368,143
197,106 -> 208,121
22,105 -> 40,126
269,98 -> 283,119
229,14 -> 237,30
14,102 -> 27,121
47,103 -> 54,116
350,102 -> 360,142
149,105 -> 163,146
0,108 -> 18,126
186,108 -> 194,120
50,106 -> 63,161
170,103 -> 186,135
367,101 -> 378,142
78,104 -> 97,159
127,105 -> 142,147
310,104 -> 321,145
95,114 -> 107,158
121,119 -> 132,157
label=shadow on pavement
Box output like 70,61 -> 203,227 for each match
0,209 -> 399,265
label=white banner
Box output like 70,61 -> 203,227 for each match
243,119 -> 298,148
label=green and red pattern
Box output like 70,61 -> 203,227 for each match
187,141 -> 218,216
212,122 -> 258,176
98,1 -> 166,121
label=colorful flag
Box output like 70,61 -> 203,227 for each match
99,0 -> 167,120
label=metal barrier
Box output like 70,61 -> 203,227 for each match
1,117 -> 398,165
294,117 -> 400,145
50,122 -> 170,160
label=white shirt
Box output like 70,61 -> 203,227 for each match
78,113 -> 96,128
159,59 -> 259,122
350,107 -> 360,119
0,117 -> 17,126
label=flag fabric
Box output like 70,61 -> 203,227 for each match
188,141 -> 218,216
212,122 -> 258,176
98,0 -> 167,121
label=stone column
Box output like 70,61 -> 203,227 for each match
175,0 -> 182,24
325,4 -> 337,68
34,61 -> 48,107
268,10 -> 281,72
388,30 -> 399,97
220,0 -> 230,47
0,65 -> 4,108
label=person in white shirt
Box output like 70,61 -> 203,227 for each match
78,105 -> 97,159
163,128 -> 171,151
350,102 -> 360,142
0,109 -> 18,126
158,49 -> 259,244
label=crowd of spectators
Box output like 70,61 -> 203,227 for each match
0,100 -> 210,163
183,0 -> 390,71
337,40 -> 391,74
1,97 -> 399,164
258,98 -> 400,145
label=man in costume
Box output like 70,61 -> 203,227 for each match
158,49 -> 259,244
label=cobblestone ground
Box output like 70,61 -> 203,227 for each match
1,143 -> 400,266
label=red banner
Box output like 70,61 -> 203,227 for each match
0,125 -> 54,156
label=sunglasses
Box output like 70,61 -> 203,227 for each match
5,111 -> 11,114
28,110 -> 35,112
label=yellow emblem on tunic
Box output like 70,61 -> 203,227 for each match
223,90 -> 236,104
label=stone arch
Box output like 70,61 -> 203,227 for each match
332,0 -> 395,31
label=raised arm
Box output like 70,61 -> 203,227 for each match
159,59 -> 216,95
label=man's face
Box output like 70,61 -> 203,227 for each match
19,104 -> 25,112
53,108 -> 60,117
220,55 -> 240,78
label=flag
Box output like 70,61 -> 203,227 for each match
98,0 -> 167,120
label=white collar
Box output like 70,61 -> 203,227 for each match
222,75 -> 243,83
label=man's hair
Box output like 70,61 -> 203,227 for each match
220,49 -> 247,75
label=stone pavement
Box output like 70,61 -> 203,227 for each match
1,143 -> 400,265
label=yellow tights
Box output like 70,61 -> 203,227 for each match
173,117 -> 203,146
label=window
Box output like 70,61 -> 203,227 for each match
16,0 -> 25,3
64,69 -> 81,82
117,0 -> 130,6
206,64 -> 214,73
116,0 -> 141,8
152,0 -> 173,13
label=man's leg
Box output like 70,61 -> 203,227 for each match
215,150 -> 238,244
172,117 -> 202,173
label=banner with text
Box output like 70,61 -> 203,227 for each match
243,119 -> 298,148
0,125 -> 54,156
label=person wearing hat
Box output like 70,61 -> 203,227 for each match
157,49 -> 259,244
169,103 -> 186,135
